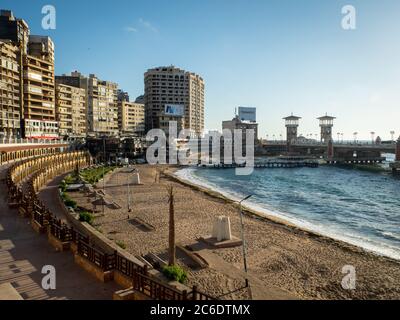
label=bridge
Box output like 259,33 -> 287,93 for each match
258,114 -> 400,171
260,140 -> 396,162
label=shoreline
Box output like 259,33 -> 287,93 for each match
68,164 -> 400,299
165,167 -> 400,265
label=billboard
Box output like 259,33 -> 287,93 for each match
165,104 -> 184,117
238,107 -> 256,122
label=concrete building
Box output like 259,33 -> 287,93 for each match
0,10 -> 29,54
56,71 -> 88,91
117,89 -> 129,102
27,35 -> 54,63
0,40 -> 21,138
222,115 -> 259,144
144,66 -> 204,135
0,10 -> 58,139
0,10 -> 29,138
55,83 -> 87,137
87,74 -> 119,136
22,36 -> 58,139
118,100 -> 145,135
56,72 -> 119,136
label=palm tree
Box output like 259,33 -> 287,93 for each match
166,185 -> 176,266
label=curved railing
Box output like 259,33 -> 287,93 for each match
5,151 -> 215,301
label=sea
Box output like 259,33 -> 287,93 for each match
176,155 -> 400,260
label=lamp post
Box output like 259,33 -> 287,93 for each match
390,131 -> 395,142
238,194 -> 253,300
126,168 -> 136,213
102,136 -> 106,215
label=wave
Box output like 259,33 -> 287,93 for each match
175,168 -> 400,261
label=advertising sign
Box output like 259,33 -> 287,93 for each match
165,104 -> 184,116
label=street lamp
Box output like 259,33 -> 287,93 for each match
238,194 -> 253,300
370,132 -> 375,144
126,168 -> 136,213
390,131 -> 395,142
102,136 -> 106,215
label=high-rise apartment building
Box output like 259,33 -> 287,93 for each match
0,10 -> 29,54
144,66 -> 204,135
118,100 -> 145,135
56,72 -> 119,136
22,35 -> 57,139
0,10 -> 58,139
0,40 -> 21,138
87,74 -> 119,136
55,83 -> 87,137
0,10 -> 29,138
27,35 -> 54,63
88,74 -> 118,136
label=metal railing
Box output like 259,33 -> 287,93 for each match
5,151 -> 217,301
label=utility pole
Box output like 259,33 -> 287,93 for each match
238,194 -> 253,300
102,136 -> 106,215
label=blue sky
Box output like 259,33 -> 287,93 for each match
4,0 -> 400,140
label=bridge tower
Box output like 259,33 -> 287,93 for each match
318,114 -> 336,143
283,114 -> 301,145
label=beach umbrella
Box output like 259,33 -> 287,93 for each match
91,196 -> 112,206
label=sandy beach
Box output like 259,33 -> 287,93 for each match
68,165 -> 400,300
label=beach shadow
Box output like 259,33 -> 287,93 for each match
128,217 -> 155,232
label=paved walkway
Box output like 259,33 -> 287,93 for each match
0,165 -> 119,300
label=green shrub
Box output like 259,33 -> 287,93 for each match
64,174 -> 75,185
162,265 -> 187,284
60,180 -> 67,192
116,240 -> 126,249
80,166 -> 115,184
64,199 -> 77,209
79,211 -> 94,225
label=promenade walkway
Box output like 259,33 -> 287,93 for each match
0,164 -> 118,300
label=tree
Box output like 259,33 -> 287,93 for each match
166,185 -> 176,266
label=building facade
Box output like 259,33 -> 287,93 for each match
55,83 -> 87,137
0,40 -> 21,138
222,116 -> 259,145
56,72 -> 119,137
87,74 -> 119,136
144,66 -> 204,135
118,100 -> 145,135
0,10 -> 29,54
0,10 -> 58,139
22,36 -> 58,139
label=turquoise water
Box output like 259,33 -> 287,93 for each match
176,165 -> 400,260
